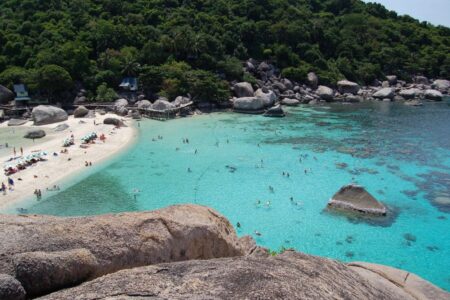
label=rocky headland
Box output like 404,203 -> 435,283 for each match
0,204 -> 448,299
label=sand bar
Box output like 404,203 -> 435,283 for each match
0,113 -> 137,211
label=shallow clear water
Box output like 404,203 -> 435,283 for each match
3,101 -> 450,290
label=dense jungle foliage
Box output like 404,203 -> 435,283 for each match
0,0 -> 449,102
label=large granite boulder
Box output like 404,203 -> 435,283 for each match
0,85 -> 15,104
152,99 -> 175,111
24,129 -> 46,139
316,85 -> 334,101
307,72 -> 318,89
373,88 -> 394,99
38,250 -> 448,300
414,76 -> 429,85
0,274 -> 26,300
233,82 -> 254,97
173,96 -> 190,107
337,80 -> 360,95
432,79 -> 450,92
113,98 -> 128,110
0,205 -> 244,297
73,106 -> 89,118
424,89 -> 443,101
254,89 -> 277,107
103,118 -> 124,127
327,184 -> 387,216
233,97 -> 265,112
264,104 -> 285,117
136,100 -> 152,109
32,106 -> 68,125
399,88 -> 421,100
386,75 -> 397,86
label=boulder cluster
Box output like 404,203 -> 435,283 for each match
230,59 -> 449,115
0,204 -> 447,300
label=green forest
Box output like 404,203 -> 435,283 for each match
0,0 -> 449,102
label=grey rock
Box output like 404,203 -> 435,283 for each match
424,89 -> 443,101
404,100 -> 423,106
343,94 -> 362,103
173,96 -> 190,107
116,106 -> 128,116
0,274 -> 26,300
399,88 -> 421,99
307,72 -> 318,89
373,88 -> 394,99
0,85 -> 15,104
24,130 -> 46,139
337,80 -> 360,95
7,119 -> 28,126
281,98 -> 300,106
74,96 -> 87,105
254,89 -> 277,107
136,100 -> 152,109
233,82 -> 254,97
113,98 -> 128,109
152,99 -> 175,111
54,124 -> 69,132
381,81 -> 390,88
386,75 -> 397,86
73,106 -> 89,118
233,97 -> 265,112
103,118 -> 124,127
432,79 -> 450,92
32,106 -> 68,125
39,251 -> 429,300
316,85 -> 335,101
393,95 -> 405,102
282,78 -> 293,90
257,62 -> 271,72
264,104 -> 285,117
327,184 -> 387,216
414,76 -> 429,85
14,249 -> 97,298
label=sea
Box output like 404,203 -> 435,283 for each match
1,100 -> 450,290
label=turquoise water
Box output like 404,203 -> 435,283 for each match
3,101 -> 450,290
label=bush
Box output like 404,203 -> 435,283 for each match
95,83 -> 118,102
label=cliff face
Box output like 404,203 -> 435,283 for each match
0,205 -> 448,300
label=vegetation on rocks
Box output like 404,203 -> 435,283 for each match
0,0 -> 448,103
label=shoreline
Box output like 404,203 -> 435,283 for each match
0,113 -> 137,212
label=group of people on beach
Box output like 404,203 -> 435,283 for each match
1,177 -> 15,195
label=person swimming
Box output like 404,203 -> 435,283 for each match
254,230 -> 262,236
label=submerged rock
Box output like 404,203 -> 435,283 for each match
24,129 -> 46,139
404,100 -> 423,107
7,119 -> 28,126
32,105 -> 68,125
264,104 -> 285,117
327,184 -> 387,216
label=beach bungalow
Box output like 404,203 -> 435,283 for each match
13,84 -> 31,106
119,77 -> 139,102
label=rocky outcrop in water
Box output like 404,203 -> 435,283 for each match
32,106 -> 68,125
233,97 -> 265,112
327,184 -> 387,216
264,104 -> 285,117
0,204 -> 448,299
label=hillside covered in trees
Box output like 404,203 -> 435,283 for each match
0,0 -> 449,102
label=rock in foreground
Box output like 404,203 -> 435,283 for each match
0,205 -> 243,297
327,184 -> 387,216
39,251 -> 448,300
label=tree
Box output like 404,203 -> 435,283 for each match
35,65 -> 73,101
96,82 -> 118,102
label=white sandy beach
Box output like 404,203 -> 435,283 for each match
0,113 -> 137,210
